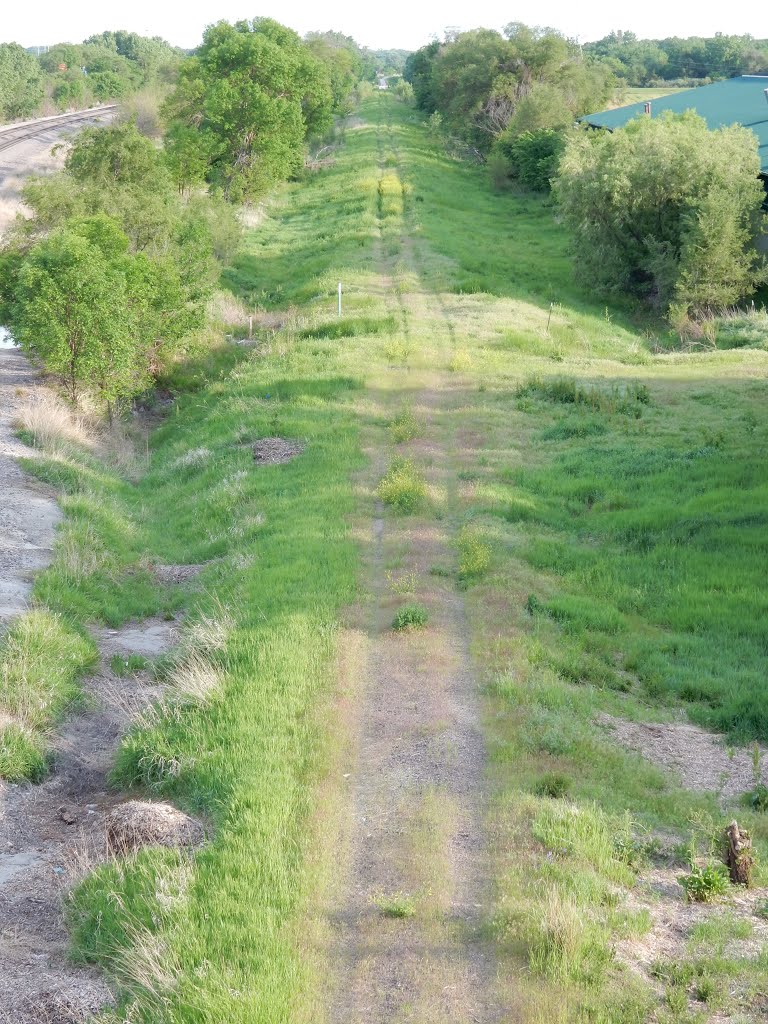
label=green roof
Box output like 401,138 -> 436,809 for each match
583,76 -> 768,174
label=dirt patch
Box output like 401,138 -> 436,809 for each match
252,437 -> 304,465
616,865 -> 768,988
598,713 -> 768,799
151,563 -> 206,585
0,618 -> 179,1019
95,617 -> 178,659
0,349 -> 62,621
105,800 -> 204,854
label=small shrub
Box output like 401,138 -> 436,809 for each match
373,892 -> 416,918
392,603 -> 429,631
535,771 -> 572,799
389,405 -> 423,444
0,723 -> 48,782
448,350 -> 471,372
679,863 -> 730,903
457,528 -> 491,581
748,783 -> 768,812
378,457 -> 426,513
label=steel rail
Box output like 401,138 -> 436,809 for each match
0,107 -> 116,155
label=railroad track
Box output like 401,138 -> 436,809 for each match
0,106 -> 116,155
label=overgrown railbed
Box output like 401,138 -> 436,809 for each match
3,91 -> 768,1023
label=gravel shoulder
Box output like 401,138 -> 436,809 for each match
0,348 -> 61,621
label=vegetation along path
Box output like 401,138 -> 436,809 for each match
3,89 -> 768,1024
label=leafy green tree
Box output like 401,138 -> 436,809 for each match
164,18 -> 334,200
554,112 -> 767,315
9,223 -> 146,404
0,43 -> 44,119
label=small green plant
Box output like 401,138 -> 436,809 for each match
457,527 -> 491,581
385,569 -> 419,596
748,784 -> 768,812
389,405 -> 423,444
372,892 -> 416,918
392,603 -> 429,631
679,863 -> 730,903
535,771 -> 572,799
378,457 -> 427,513
110,653 -> 150,676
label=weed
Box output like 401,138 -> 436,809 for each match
385,570 -> 419,596
389,405 -> 423,444
748,784 -> 768,812
457,527 -> 491,581
392,603 -> 429,631
535,772 -> 572,799
110,654 -> 150,677
378,457 -> 427,513
679,863 -> 730,903
372,892 -> 416,918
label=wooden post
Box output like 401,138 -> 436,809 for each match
725,820 -> 754,886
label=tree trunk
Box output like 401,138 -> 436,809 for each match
725,820 -> 754,886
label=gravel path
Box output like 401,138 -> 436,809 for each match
0,347 -> 61,621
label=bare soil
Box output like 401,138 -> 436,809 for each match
0,349 -> 61,621
252,437 -> 305,464
0,619 -> 178,1021
598,713 -> 768,800
328,132 -> 500,1022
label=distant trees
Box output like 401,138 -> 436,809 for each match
163,19 -> 335,199
584,31 -> 768,86
554,112 -> 767,317
1,122 -> 239,406
0,43 -> 44,120
405,25 -> 613,155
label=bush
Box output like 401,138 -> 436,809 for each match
457,527 -> 491,581
555,112 -> 768,316
679,863 -> 730,903
389,405 -> 423,443
496,128 -> 566,192
392,603 -> 429,631
749,784 -> 768,812
378,457 -> 427,513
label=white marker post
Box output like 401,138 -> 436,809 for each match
338,281 -> 342,318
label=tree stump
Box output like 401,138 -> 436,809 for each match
725,820 -> 754,886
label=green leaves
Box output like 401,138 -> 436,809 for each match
163,19 -> 335,200
555,112 -> 767,315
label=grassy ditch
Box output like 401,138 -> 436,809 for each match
6,113 -> 399,1021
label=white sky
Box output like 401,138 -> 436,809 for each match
4,0 -> 768,52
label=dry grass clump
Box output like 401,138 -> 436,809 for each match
172,447 -> 211,470
167,651 -> 222,705
208,290 -> 251,329
14,390 -> 91,451
105,800 -> 204,854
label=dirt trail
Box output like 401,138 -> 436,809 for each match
0,618 -> 176,1022
0,348 -> 61,620
330,106 -> 501,1024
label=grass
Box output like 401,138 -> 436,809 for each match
372,892 -> 417,918
6,90 -> 768,1022
392,603 -> 429,631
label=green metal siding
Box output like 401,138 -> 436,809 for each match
583,76 -> 768,174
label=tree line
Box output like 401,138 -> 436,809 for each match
584,31 -> 768,87
401,24 -> 767,321
0,33 -> 182,121
0,19 -> 374,410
